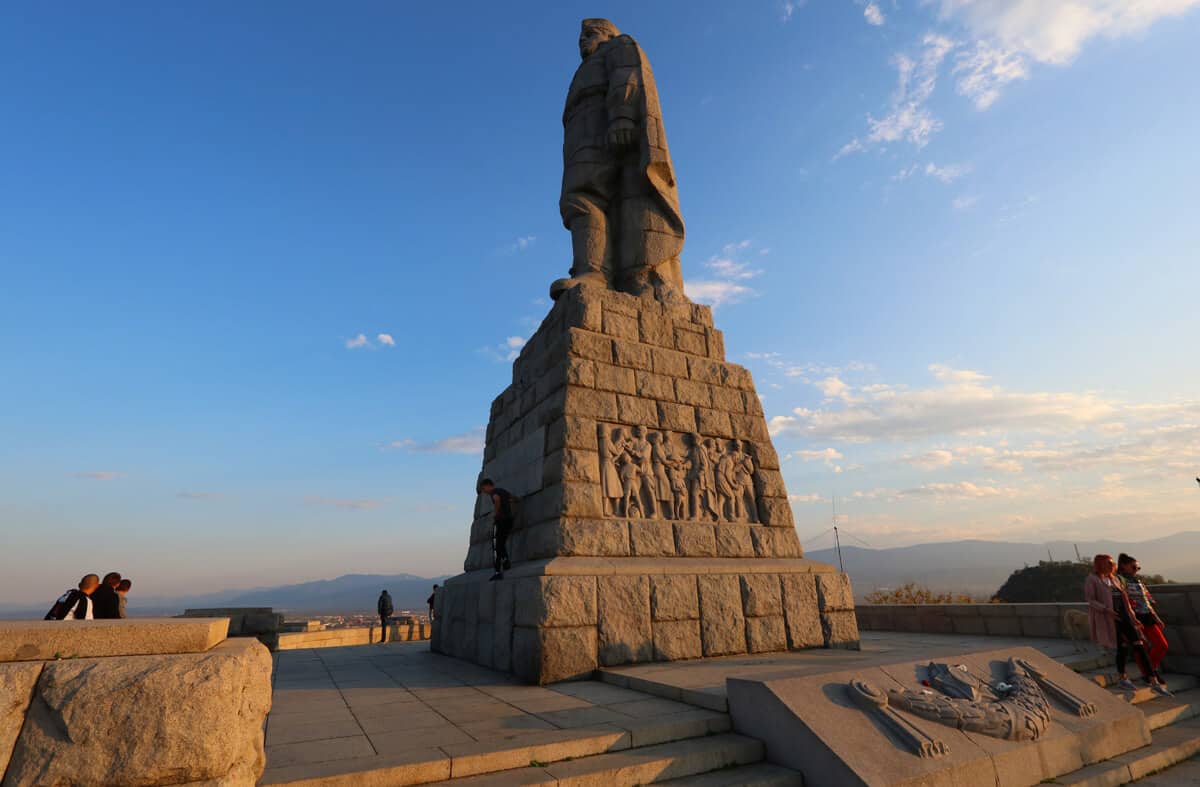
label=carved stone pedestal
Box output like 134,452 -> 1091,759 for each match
432,287 -> 858,683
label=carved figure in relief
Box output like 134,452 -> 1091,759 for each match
705,439 -> 727,521
619,447 -> 643,518
687,434 -> 719,522
629,426 -> 657,519
733,440 -> 757,522
667,456 -> 690,520
600,425 -> 629,516
649,432 -> 674,518
715,443 -> 739,522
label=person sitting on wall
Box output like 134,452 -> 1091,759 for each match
479,478 -> 514,581
116,578 -> 132,618
45,574 -> 100,620
1117,553 -> 1170,681
91,572 -> 123,619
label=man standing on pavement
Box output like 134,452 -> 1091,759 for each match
479,478 -> 514,581
427,584 -> 439,622
377,589 -> 394,643
1118,553 -> 1170,678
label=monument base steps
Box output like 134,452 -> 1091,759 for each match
261,722 -> 802,787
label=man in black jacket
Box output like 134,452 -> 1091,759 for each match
377,589 -> 394,643
92,572 -> 123,619
479,479 -> 514,581
45,574 -> 100,620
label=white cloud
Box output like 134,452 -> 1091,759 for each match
386,426 -> 486,455
932,0 -> 1200,66
480,335 -> 529,362
346,332 -> 396,350
686,240 -> 765,307
507,235 -> 537,253
791,447 -> 844,463
838,34 -> 957,156
781,0 -> 805,22
897,480 -> 1022,499
789,493 -> 825,503
864,2 -> 886,25
705,257 -> 761,281
905,449 -> 956,468
933,0 -> 1200,107
953,40 -> 1030,108
788,447 -> 845,472
816,376 -> 856,402
691,277 -> 754,301
952,194 -> 979,210
983,457 -> 1025,474
771,363 -> 1123,443
925,162 -> 970,183
304,496 -> 386,511
177,491 -> 223,500
73,471 -> 122,480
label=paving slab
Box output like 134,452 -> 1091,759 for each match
262,641 -> 736,785
0,617 -> 228,662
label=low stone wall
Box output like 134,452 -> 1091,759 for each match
182,607 -> 283,650
276,622 -> 430,651
855,602 -> 1088,639
1,632 -> 271,785
1148,583 -> 1200,675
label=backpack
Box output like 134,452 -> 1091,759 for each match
45,589 -> 82,620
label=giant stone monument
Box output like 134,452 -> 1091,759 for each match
432,18 -> 859,684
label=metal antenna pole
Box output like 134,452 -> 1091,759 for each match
833,495 -> 845,574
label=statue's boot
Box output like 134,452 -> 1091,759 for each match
550,214 -> 610,300
550,271 -> 606,300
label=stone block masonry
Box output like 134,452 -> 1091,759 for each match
436,287 -> 858,683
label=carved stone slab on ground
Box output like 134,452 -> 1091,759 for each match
726,646 -> 1150,787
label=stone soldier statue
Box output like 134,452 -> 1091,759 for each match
550,18 -> 686,304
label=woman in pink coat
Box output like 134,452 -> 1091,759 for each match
1084,553 -> 1119,651
1084,553 -> 1170,695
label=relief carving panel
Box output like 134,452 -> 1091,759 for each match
598,423 -> 759,523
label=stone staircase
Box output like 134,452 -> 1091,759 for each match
1050,668 -> 1200,785
416,711 -> 801,786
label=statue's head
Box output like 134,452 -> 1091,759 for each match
579,18 -> 620,59
633,425 -> 646,438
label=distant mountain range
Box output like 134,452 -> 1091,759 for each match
4,532 -> 1195,619
0,572 -> 450,619
806,531 -> 1200,599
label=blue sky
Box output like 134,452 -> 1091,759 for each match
2,1 -> 1198,603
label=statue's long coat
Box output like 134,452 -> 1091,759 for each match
561,34 -> 685,273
